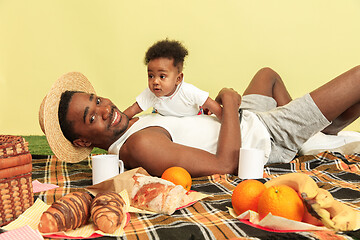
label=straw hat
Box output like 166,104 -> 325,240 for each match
39,72 -> 96,162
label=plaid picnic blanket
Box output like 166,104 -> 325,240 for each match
31,152 -> 360,240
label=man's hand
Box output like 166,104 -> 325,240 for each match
215,88 -> 242,108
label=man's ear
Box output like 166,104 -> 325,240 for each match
176,73 -> 184,85
73,139 -> 92,148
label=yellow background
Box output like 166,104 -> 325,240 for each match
1,0 -> 360,135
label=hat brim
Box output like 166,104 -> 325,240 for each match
42,72 -> 96,162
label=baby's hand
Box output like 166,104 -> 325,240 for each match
203,108 -> 212,115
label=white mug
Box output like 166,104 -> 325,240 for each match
92,154 -> 124,185
238,148 -> 265,179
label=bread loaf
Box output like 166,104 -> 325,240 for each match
131,173 -> 188,215
38,192 -> 92,233
91,191 -> 126,234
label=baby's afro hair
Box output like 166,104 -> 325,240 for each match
144,39 -> 188,72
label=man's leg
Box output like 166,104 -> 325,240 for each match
310,65 -> 360,135
243,67 -> 292,106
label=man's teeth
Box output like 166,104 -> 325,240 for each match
112,111 -> 118,125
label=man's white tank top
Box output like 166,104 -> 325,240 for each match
108,111 -> 271,164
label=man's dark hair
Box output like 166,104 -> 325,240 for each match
58,90 -> 81,143
144,39 -> 189,72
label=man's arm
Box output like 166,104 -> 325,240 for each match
120,88 -> 241,177
214,88 -> 241,167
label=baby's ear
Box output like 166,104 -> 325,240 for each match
73,139 -> 92,147
176,73 -> 184,85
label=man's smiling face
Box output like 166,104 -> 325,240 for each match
66,92 -> 129,149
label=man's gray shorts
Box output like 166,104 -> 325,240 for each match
240,94 -> 331,163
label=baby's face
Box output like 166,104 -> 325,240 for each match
147,57 -> 182,97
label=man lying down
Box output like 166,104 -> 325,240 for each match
39,65 -> 360,177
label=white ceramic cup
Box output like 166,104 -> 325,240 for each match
92,154 -> 124,185
238,148 -> 265,179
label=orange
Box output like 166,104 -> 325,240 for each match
231,179 -> 266,215
161,166 -> 192,191
258,185 -> 305,221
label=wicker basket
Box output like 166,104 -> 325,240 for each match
0,135 -> 29,159
0,135 -> 33,226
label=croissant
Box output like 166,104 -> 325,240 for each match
131,173 -> 188,215
91,191 -> 126,234
38,192 -> 92,233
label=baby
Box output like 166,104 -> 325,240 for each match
124,39 -> 222,120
